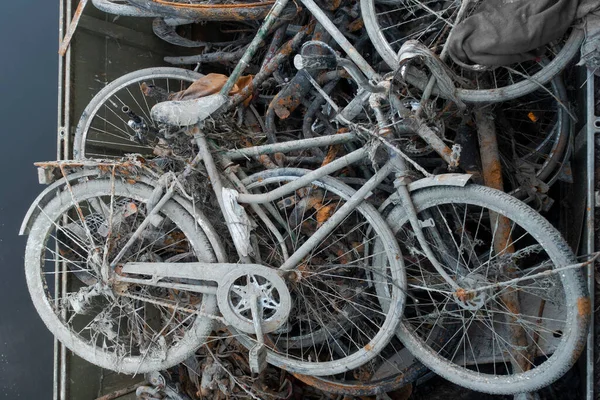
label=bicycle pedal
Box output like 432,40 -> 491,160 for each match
249,343 -> 267,374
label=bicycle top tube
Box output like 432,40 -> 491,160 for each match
235,147 -> 368,204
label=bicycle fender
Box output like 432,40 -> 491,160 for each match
408,173 -> 471,192
20,170 -> 100,236
20,168 -> 157,236
20,169 -> 228,264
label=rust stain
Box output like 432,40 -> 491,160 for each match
154,0 -> 273,9
321,145 -> 341,167
577,297 -> 591,316
455,288 -> 474,303
148,0 -> 280,22
292,368 -> 412,396
482,158 -> 503,191
59,0 -> 89,56
273,152 -> 286,167
316,206 -> 334,225
257,154 -> 277,169
347,18 -> 364,32
230,22 -> 315,107
501,294 -> 521,315
527,112 -> 538,122
352,241 -> 365,253
334,247 -> 350,265
272,83 -> 304,119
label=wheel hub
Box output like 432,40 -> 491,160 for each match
453,274 -> 490,311
217,265 -> 291,334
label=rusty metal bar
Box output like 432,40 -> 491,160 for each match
475,109 -> 531,376
58,0 -> 88,56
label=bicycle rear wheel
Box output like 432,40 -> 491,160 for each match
73,67 -> 203,160
24,178 -> 218,373
386,184 -> 589,394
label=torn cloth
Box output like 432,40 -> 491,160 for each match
447,0 -> 600,67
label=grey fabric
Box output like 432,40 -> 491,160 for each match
578,1 -> 600,73
447,0 -> 600,67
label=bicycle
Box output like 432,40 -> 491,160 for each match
24,0 -> 589,395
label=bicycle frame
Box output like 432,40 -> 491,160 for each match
106,0 -> 474,295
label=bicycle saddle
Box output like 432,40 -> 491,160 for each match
150,93 -> 227,127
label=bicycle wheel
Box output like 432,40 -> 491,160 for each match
73,67 -> 203,160
385,184 -> 589,394
230,168 -> 406,377
92,0 -> 160,17
152,18 -> 256,48
24,178 -> 218,373
126,0 -> 276,22
495,74 -> 571,199
361,0 -> 583,103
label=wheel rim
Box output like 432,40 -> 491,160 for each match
25,180 -> 217,373
229,169 -> 406,377
386,185 -> 587,393
76,69 -> 202,159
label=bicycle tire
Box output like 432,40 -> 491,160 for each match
24,178 -> 218,374
360,0 -> 584,103
73,67 -> 203,160
385,184 -> 589,394
92,0 -> 160,17
230,168 -> 407,377
126,0 -> 275,22
497,73 -> 571,199
152,18 -> 255,48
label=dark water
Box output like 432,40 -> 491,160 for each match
0,0 -> 58,397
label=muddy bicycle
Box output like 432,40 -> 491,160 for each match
24,0 -> 589,396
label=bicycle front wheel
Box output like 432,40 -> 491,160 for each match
385,184 -> 589,394
24,178 -> 218,373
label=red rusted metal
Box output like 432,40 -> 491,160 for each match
475,108 -> 530,373
230,22 -> 315,108
58,0 -> 89,57
128,0 -> 290,22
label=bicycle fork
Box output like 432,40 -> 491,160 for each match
370,89 -> 462,292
